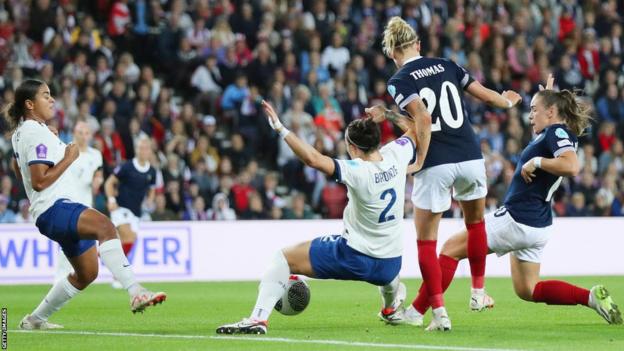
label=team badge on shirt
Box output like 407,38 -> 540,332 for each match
387,85 -> 396,98
394,138 -> 408,146
36,144 -> 47,159
555,128 -> 569,139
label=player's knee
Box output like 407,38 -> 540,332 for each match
97,220 -> 117,241
440,236 -> 466,260
513,283 -> 535,301
73,266 -> 99,288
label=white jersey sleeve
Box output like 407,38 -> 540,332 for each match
12,120 -> 78,220
334,158 -> 367,188
380,136 -> 417,167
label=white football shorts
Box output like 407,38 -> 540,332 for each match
110,207 -> 140,233
411,159 -> 487,213
485,206 -> 551,263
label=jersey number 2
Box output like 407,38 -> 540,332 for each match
378,188 -> 397,223
419,81 -> 464,132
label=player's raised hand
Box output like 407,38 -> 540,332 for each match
261,100 -> 285,133
365,105 -> 387,123
502,90 -> 522,108
64,143 -> 80,162
539,74 -> 555,91
520,157 -> 538,183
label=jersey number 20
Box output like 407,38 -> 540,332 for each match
419,81 -> 464,132
378,188 -> 397,223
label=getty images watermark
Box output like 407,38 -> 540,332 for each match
1,307 -> 7,349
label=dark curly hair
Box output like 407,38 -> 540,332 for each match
345,118 -> 381,153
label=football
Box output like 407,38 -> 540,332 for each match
274,275 -> 311,316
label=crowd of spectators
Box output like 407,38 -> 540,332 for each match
0,0 -> 623,223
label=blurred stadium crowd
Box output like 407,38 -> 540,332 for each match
0,0 -> 622,223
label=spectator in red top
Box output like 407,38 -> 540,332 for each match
231,170 -> 255,214
108,0 -> 130,37
558,7 -> 576,41
108,0 -> 130,51
95,118 -> 127,168
597,122 -> 617,153
577,30 -> 600,80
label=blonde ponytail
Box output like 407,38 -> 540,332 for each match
382,17 -> 418,57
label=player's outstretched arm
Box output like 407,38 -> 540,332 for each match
365,105 -> 412,133
261,100 -> 335,176
30,143 -> 79,191
466,80 -> 522,109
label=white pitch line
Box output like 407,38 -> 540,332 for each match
10,329 -> 526,351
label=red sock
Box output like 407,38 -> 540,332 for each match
412,254 -> 459,314
122,242 -> 134,257
417,240 -> 444,309
532,280 -> 590,306
466,220 -> 487,289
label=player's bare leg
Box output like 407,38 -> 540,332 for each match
77,209 -> 166,313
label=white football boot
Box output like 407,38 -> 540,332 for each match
19,314 -> 63,330
378,282 -> 407,325
131,289 -> 167,313
470,288 -> 495,311
589,285 -> 622,324
216,318 -> 268,334
425,307 -> 452,331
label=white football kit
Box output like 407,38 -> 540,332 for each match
67,147 -> 103,207
334,137 -> 416,258
11,120 -> 78,220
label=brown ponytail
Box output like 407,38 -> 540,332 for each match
2,79 -> 45,132
345,118 -> 381,153
536,89 -> 593,136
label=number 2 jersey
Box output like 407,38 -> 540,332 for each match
387,56 -> 482,171
333,137 -> 416,259
504,124 -> 578,228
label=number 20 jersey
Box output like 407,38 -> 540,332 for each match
387,56 -> 482,171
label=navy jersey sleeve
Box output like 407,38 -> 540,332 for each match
149,168 -> 157,187
387,75 -> 419,111
113,162 -> 130,180
545,126 -> 577,157
450,60 -> 475,90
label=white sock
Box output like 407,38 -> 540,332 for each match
588,291 -> 597,309
99,239 -> 141,296
380,276 -> 400,309
250,251 -> 290,321
405,304 -> 424,318
32,277 -> 80,321
54,251 -> 75,283
432,306 -> 448,318
471,288 -> 485,295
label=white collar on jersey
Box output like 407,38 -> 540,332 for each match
132,157 -> 150,173
402,55 -> 422,65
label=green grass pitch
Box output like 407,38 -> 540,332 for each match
2,277 -> 623,351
